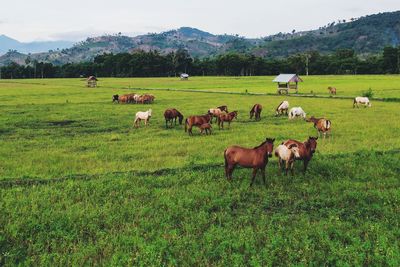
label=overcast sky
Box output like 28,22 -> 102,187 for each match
1,0 -> 399,42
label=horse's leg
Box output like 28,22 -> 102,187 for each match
261,167 -> 266,187
228,164 -> 236,180
277,158 -> 282,174
290,160 -> 295,175
250,168 -> 258,187
303,160 -> 309,174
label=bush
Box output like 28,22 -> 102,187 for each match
362,88 -> 374,98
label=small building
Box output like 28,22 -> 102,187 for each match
87,76 -> 98,88
273,74 -> 303,94
180,73 -> 189,80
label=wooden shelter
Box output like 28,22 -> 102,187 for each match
87,76 -> 98,88
180,73 -> 189,80
273,74 -> 303,94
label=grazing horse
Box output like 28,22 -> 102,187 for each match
199,123 -> 212,135
118,95 -> 129,104
224,138 -> 275,187
327,87 -> 337,95
283,137 -> 318,174
353,97 -> 371,108
306,116 -> 331,138
288,107 -> 306,119
185,114 -> 212,135
127,93 -> 137,103
164,108 -> 184,128
275,101 -> 289,116
218,111 -> 238,129
133,109 -> 152,128
250,104 -> 262,121
208,105 -> 229,123
112,94 -> 119,103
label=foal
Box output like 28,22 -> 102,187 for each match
218,111 -> 238,129
224,138 -> 275,187
199,123 -> 212,135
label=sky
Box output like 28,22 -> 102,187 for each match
0,0 -> 399,42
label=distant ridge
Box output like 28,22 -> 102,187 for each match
1,11 -> 399,66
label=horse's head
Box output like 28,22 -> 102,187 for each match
178,114 -> 184,125
307,136 -> 318,154
232,111 -> 238,119
288,144 -> 301,159
218,105 -> 228,112
265,138 -> 275,157
148,109 -> 152,116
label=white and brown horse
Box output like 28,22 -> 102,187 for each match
208,105 -> 228,123
275,101 -> 289,116
306,116 -> 331,138
283,137 -> 318,174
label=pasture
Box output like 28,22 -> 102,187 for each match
0,75 -> 399,265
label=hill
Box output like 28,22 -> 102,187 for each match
0,11 -> 399,66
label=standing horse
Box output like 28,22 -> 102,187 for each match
208,105 -> 229,123
250,104 -> 262,121
283,137 -> 318,174
327,87 -> 337,95
185,114 -> 212,135
306,116 -> 331,138
224,138 -> 275,187
353,97 -> 371,108
164,108 -> 184,128
275,101 -> 289,116
199,123 -> 212,135
133,109 -> 152,128
218,111 -> 238,129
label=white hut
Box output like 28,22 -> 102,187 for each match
273,74 -> 303,94
180,73 -> 189,80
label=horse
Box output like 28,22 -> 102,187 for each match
327,87 -> 337,95
306,116 -> 331,138
288,107 -> 306,119
208,105 -> 229,123
126,93 -> 137,103
275,101 -> 289,116
133,94 -> 141,104
250,104 -> 262,121
224,138 -> 275,187
185,114 -> 212,135
218,111 -> 238,129
133,109 -> 152,128
275,144 -> 301,175
112,94 -> 119,103
164,108 -> 184,128
199,123 -> 212,135
118,95 -> 129,104
283,137 -> 318,174
353,97 -> 371,108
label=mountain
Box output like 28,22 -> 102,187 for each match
1,11 -> 400,66
0,35 -> 74,55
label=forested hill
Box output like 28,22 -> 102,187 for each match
1,11 -> 399,66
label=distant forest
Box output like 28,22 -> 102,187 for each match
0,46 -> 399,79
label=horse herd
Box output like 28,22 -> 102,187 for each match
113,93 -> 372,187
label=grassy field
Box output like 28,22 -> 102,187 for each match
1,75 -> 399,265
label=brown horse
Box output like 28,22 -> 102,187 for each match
283,137 -> 318,174
118,95 -> 129,103
208,105 -> 229,123
185,114 -> 212,135
306,116 -> 331,138
224,138 -> 275,187
218,111 -> 238,129
164,108 -> 184,128
250,104 -> 262,120
327,86 -> 337,95
199,123 -> 212,135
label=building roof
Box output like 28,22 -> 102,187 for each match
180,73 -> 189,78
273,74 -> 302,83
87,76 -> 98,81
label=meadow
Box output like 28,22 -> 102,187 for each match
0,75 -> 399,265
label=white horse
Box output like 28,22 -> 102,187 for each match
133,94 -> 141,104
353,97 -> 371,108
288,107 -> 306,119
275,100 -> 289,116
134,109 -> 152,128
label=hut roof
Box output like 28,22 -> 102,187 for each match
180,73 -> 189,78
273,74 -> 302,83
87,76 -> 98,81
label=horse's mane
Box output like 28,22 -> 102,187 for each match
250,104 -> 257,113
253,138 -> 274,149
276,101 -> 284,111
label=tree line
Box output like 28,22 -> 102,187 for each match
0,46 -> 399,79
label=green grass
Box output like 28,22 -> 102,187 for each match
0,76 -> 399,265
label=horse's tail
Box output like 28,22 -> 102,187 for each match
184,118 -> 188,132
325,120 -> 331,130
